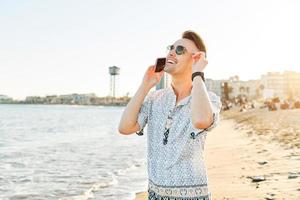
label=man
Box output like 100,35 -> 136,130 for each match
118,30 -> 222,200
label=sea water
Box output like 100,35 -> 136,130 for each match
0,104 -> 148,200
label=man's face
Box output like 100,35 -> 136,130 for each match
164,38 -> 199,76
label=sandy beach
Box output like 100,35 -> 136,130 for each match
134,108 -> 300,200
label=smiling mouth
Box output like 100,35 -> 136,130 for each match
166,59 -> 177,65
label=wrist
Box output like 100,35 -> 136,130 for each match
192,66 -> 204,73
139,83 -> 152,93
192,69 -> 204,73
192,71 -> 205,82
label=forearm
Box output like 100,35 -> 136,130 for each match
118,84 -> 151,132
190,76 -> 214,129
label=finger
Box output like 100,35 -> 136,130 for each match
149,65 -> 155,70
199,51 -> 206,59
148,65 -> 155,72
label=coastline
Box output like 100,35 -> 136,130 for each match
0,102 -> 127,107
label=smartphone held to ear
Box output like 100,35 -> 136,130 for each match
155,57 -> 166,72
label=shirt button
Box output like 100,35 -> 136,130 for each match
190,132 -> 196,139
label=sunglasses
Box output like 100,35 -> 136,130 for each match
167,45 -> 188,55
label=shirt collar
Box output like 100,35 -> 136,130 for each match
167,85 -> 192,107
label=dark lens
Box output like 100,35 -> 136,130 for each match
167,45 -> 174,51
176,45 -> 185,55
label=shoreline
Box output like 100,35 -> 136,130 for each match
133,109 -> 300,200
0,103 -> 127,107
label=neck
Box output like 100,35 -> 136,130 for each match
171,76 -> 192,103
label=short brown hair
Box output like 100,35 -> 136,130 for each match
182,30 -> 207,56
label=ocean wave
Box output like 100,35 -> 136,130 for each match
113,159 -> 145,176
58,174 -> 118,200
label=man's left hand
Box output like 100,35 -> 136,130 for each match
192,51 -> 208,73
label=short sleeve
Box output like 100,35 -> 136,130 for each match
205,91 -> 222,131
136,91 -> 154,136
190,91 -> 222,139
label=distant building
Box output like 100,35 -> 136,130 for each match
228,79 -> 260,100
25,93 -> 97,105
56,93 -> 96,105
25,96 -> 44,104
205,78 -> 223,97
109,66 -> 120,97
0,95 -> 13,103
156,73 -> 171,90
206,76 -> 260,101
260,71 -> 300,99
72,93 -> 96,105
44,95 -> 58,104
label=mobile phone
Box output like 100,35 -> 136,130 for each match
155,57 -> 166,72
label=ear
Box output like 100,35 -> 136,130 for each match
192,52 -> 201,61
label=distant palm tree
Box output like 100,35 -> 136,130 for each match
228,86 -> 233,94
239,86 -> 245,92
259,84 -> 264,90
257,84 -> 265,98
234,75 -> 239,81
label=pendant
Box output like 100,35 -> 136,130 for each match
163,128 -> 170,145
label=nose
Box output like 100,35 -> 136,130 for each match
167,49 -> 176,57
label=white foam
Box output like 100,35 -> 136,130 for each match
58,174 -> 118,200
115,164 -> 138,176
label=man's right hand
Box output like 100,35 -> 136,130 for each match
142,65 -> 164,89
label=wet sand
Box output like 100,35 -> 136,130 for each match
134,108 -> 300,200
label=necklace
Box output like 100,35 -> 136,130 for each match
163,116 -> 172,145
163,108 -> 176,145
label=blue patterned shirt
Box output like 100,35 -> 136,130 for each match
136,86 -> 222,200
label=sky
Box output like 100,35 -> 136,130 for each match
0,0 -> 299,100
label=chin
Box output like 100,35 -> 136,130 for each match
164,64 -> 176,74
163,68 -> 173,75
